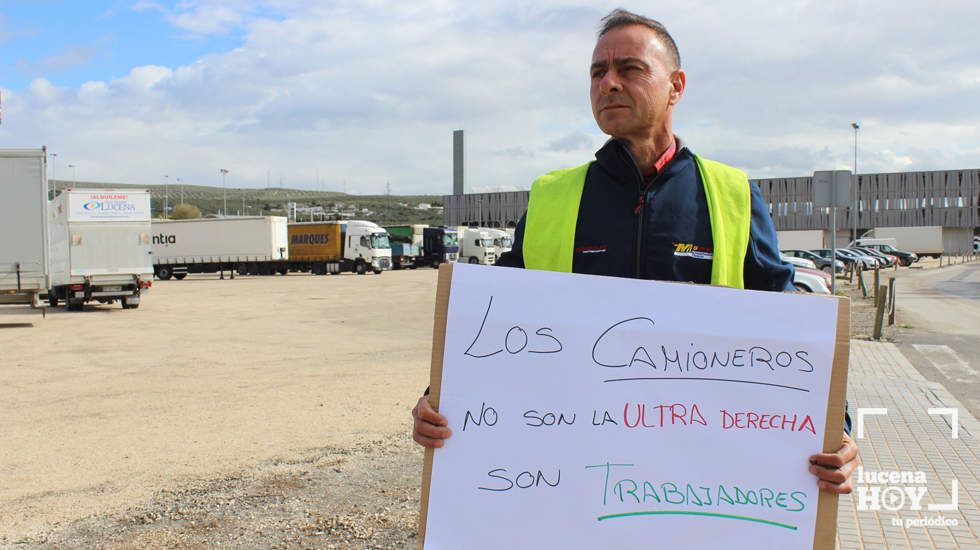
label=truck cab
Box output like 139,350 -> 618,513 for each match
457,227 -> 496,265
484,228 -> 513,259
422,226 -> 459,266
342,221 -> 392,274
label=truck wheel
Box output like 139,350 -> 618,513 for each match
122,297 -> 140,309
157,266 -> 173,280
48,290 -> 59,307
67,298 -> 84,311
355,262 -> 367,275
174,273 -> 187,280
373,268 -> 382,275
468,257 -> 479,264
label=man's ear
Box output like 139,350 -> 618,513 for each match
669,69 -> 686,105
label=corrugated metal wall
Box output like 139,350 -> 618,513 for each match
754,169 -> 979,231
445,169 -> 979,231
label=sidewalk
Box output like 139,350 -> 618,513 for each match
838,340 -> 979,549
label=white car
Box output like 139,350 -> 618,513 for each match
780,254 -> 817,270
793,267 -> 831,294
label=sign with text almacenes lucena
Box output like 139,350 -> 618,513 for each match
420,263 -> 849,550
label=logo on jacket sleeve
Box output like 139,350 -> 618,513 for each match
673,242 -> 713,260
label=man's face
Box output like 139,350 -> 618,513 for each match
590,25 -> 684,142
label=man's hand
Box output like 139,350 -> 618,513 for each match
809,432 -> 859,493
412,395 -> 452,448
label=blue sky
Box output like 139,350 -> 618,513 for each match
1,1 -> 978,194
1,1 -> 247,88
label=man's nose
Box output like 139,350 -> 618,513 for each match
599,69 -> 622,95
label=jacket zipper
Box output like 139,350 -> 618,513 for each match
627,148 -> 651,278
634,182 -> 652,278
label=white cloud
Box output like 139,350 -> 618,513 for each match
1,1 -> 978,194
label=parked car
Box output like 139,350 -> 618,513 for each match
846,247 -> 885,268
780,254 -> 817,270
864,243 -> 918,266
832,248 -> 877,270
852,246 -> 895,268
812,248 -> 856,270
782,249 -> 844,274
793,267 -> 831,294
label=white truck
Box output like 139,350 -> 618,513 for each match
0,149 -> 49,307
776,230 -> 825,251
151,216 -> 289,279
484,228 -> 514,259
456,226 -> 497,265
868,226 -> 974,258
48,189 -> 153,310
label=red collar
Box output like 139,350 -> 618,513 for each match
651,139 -> 677,176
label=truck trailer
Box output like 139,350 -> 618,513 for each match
152,216 -> 289,279
0,148 -> 49,306
867,226 -> 973,258
48,189 -> 153,310
385,224 -> 459,268
287,221 -> 392,275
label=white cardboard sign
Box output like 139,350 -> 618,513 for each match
421,263 -> 848,550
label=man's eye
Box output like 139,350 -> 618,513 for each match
591,70 -> 605,79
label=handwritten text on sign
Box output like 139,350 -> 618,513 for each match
424,264 -> 840,550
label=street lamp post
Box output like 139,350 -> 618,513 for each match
220,168 -> 229,216
851,122 -> 860,244
68,164 -> 77,188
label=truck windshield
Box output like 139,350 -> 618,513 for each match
479,238 -> 494,248
443,234 -> 458,247
371,234 -> 391,249
500,237 -> 513,249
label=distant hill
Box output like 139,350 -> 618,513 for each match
49,179 -> 446,225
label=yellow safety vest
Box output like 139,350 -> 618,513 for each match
523,155 -> 751,288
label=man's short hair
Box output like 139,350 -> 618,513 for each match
598,9 -> 681,69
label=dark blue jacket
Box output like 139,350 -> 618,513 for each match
495,139 -> 854,435
498,138 -> 795,292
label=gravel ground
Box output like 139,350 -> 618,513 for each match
1,265 -> 901,550
20,434 -> 422,550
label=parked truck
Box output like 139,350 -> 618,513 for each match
152,216 -> 289,279
867,226 -> 973,258
288,220 -> 391,275
385,224 -> 459,268
776,230 -> 825,251
48,189 -> 153,310
456,226 -> 497,265
0,148 -> 49,307
485,228 -> 514,259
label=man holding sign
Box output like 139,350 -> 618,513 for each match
414,8 -> 856,495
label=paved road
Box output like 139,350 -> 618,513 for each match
891,261 -> 980,419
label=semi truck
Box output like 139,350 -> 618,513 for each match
0,148 -> 49,307
152,216 -> 289,279
288,220 -> 392,275
385,225 -> 459,268
456,226 -> 497,265
485,228 -> 514,259
48,189 -> 153,310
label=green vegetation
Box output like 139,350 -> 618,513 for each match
51,179 -> 446,225
170,203 -> 202,219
